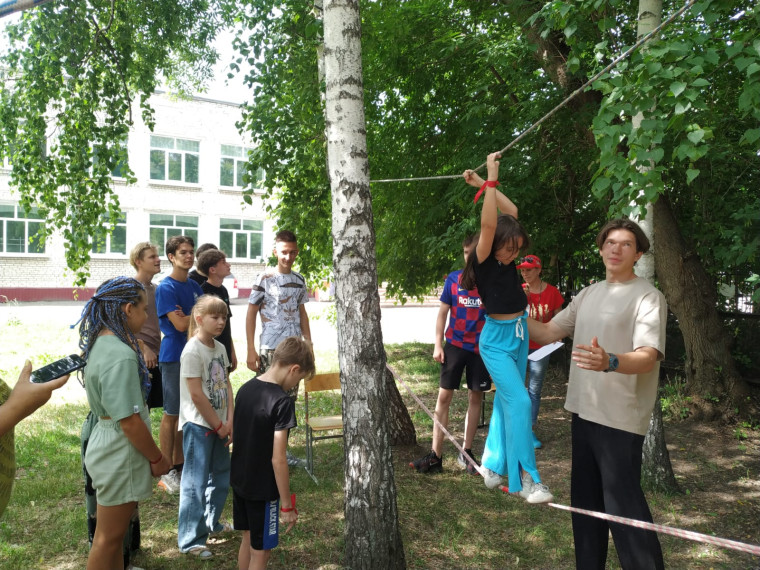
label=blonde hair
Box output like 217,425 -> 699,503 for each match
273,337 -> 316,380
187,295 -> 228,339
129,242 -> 158,271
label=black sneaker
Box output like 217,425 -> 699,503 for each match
457,448 -> 481,475
409,450 -> 443,473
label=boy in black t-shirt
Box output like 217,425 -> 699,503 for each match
231,337 -> 315,568
198,249 -> 237,371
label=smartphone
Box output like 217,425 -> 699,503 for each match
30,354 -> 86,383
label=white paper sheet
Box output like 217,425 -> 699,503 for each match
528,341 -> 564,361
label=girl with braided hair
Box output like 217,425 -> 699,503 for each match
78,276 -> 171,569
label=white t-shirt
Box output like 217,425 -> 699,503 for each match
552,276 -> 667,435
179,336 -> 230,430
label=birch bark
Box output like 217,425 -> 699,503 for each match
323,0 -> 405,566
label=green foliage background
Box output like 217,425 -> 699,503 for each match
1,0 -> 758,302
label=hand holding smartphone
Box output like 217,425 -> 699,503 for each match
30,355 -> 86,383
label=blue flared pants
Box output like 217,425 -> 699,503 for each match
479,313 -> 541,492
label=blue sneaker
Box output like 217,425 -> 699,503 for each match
532,432 -> 542,449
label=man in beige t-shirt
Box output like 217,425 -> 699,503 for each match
528,218 -> 666,570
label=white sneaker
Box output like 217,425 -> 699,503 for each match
518,471 -> 554,504
158,469 -> 180,494
483,468 -> 503,490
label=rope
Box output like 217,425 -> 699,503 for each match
387,363 -> 484,477
387,363 -> 760,557
370,0 -> 698,185
546,502 -> 760,557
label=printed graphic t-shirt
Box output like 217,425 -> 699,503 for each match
248,270 -> 309,350
179,336 -> 230,430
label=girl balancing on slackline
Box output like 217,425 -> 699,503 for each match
460,152 -> 553,504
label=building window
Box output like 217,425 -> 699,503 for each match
220,144 -> 266,191
149,213 -> 199,255
0,203 -> 46,254
91,212 -> 127,255
149,135 -> 199,184
219,218 -> 263,260
219,144 -> 249,188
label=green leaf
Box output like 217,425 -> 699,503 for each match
691,78 -> 711,87
595,176 -> 611,191
670,82 -> 687,97
649,147 -> 665,163
735,57 -> 754,72
740,128 -> 760,145
686,168 -> 700,184
674,101 -> 691,115
746,63 -> 760,77
726,42 -> 744,59
687,129 -> 705,144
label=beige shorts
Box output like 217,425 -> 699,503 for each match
84,416 -> 152,506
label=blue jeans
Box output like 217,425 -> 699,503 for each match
527,350 -> 551,426
479,313 -> 541,493
178,421 -> 231,552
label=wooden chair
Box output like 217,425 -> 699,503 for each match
478,385 -> 497,429
304,372 -> 343,483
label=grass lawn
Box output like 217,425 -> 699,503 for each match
1,332 -> 759,568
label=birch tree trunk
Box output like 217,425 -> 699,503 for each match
632,0 -> 679,494
632,0 -> 660,283
315,0 -> 415,448
323,1 -> 405,567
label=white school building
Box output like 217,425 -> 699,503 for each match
0,92 -> 276,301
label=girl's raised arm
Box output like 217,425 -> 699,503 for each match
463,166 -> 518,219
475,153 -> 501,263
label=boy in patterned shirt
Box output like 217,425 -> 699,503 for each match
246,230 -> 311,374
410,234 -> 490,475
246,230 -> 311,465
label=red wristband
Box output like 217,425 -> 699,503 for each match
473,180 -> 499,204
206,421 -> 225,437
281,493 -> 297,513
149,453 -> 163,465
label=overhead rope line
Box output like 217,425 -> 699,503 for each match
370,0 -> 698,184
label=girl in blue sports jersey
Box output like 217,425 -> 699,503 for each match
460,152 -> 553,504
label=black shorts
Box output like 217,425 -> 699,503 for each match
440,343 -> 491,391
146,366 -> 163,409
233,490 -> 279,551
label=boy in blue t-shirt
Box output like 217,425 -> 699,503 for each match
411,234 -> 490,475
156,235 -> 203,493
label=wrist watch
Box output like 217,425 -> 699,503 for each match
604,353 -> 619,373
